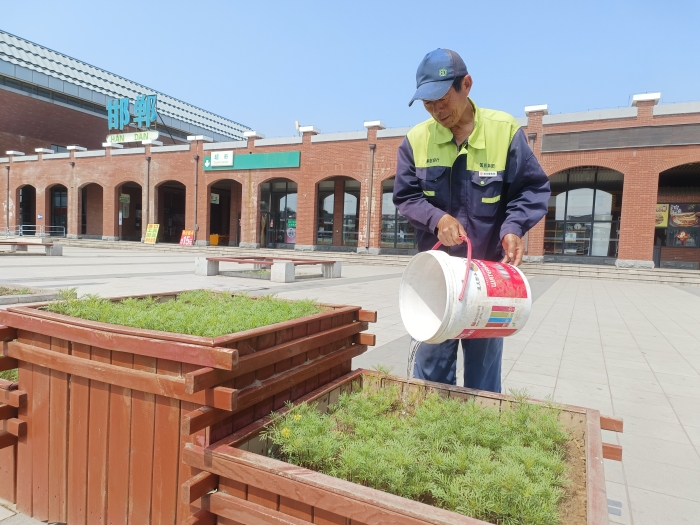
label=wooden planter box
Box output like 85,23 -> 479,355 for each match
0,291 -> 375,524
183,370 -> 623,525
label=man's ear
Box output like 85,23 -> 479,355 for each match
462,75 -> 473,97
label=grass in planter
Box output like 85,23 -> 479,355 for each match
42,290 -> 322,337
0,369 -> 18,381
263,386 -> 570,525
0,286 -> 31,296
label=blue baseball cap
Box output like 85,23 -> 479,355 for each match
408,49 -> 468,107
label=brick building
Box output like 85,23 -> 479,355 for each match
2,31 -> 700,268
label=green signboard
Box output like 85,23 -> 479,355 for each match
203,151 -> 300,171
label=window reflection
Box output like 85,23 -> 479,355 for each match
381,178 -> 416,250
544,168 -> 623,257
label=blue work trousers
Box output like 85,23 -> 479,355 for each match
413,337 -> 503,393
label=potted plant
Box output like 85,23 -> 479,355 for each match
183,370 -> 623,525
0,290 -> 375,524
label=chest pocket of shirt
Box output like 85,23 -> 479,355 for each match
470,171 -> 504,217
416,167 -> 450,210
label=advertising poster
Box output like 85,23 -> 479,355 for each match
656,204 -> 669,228
669,204 -> 700,228
179,230 -> 195,246
144,223 -> 160,244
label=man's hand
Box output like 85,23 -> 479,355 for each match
436,214 -> 467,246
501,233 -> 524,266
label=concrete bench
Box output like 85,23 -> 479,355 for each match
0,241 -> 62,256
195,256 -> 341,283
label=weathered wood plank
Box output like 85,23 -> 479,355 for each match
127,355 -> 157,524
0,430 -> 17,450
66,342 -> 90,525
183,509 -> 217,525
0,355 -> 18,372
279,496 -> 314,521
357,310 -> 377,323
7,341 -> 237,410
182,344 -> 367,435
47,337 -> 69,524
0,311 -> 237,369
86,346 -> 111,525
0,389 -> 26,408
0,378 -> 17,390
603,443 -> 623,461
151,358 -> 182,525
185,445 -> 485,525
185,322 -> 367,393
3,418 -> 26,437
30,333 -> 51,522
105,350 -> 134,525
181,471 -> 219,504
15,332 -> 34,514
0,432 -> 16,502
353,333 -> 376,346
600,414 -> 624,432
586,410 -> 609,525
0,403 -> 17,420
204,492 -> 309,525
0,325 -> 16,342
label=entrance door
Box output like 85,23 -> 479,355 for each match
51,185 -> 68,236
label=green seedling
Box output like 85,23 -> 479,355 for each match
42,289 -> 321,337
0,287 -> 32,296
263,386 -> 571,525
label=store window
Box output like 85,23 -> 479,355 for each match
260,180 -> 297,248
316,181 -> 334,245
544,168 -> 623,257
342,180 -> 361,246
380,178 -> 416,250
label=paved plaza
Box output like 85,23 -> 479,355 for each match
1,246 -> 700,524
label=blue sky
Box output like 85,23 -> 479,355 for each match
3,0 -> 699,137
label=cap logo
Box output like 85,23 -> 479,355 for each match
439,68 -> 448,77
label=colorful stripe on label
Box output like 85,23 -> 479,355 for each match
481,195 -> 501,204
423,190 -> 435,196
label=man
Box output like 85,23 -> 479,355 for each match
393,49 -> 550,393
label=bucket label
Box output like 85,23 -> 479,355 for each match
472,260 -> 528,299
457,328 -> 518,339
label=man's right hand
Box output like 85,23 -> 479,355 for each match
436,214 -> 467,246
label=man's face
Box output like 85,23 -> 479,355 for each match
422,76 -> 471,128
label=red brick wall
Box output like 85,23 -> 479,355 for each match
83,183 -> 103,236
2,101 -> 700,262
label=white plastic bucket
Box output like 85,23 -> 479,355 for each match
399,243 -> 531,344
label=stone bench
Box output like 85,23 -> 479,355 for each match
195,257 -> 341,283
0,241 -> 62,256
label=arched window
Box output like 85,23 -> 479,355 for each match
545,168 -> 623,258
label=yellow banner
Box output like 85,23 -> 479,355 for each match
656,204 -> 669,228
144,223 -> 160,244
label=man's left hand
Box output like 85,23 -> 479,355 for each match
501,234 -> 524,266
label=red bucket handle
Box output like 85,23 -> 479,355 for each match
431,235 -> 472,301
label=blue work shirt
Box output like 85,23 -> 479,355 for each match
393,100 -> 550,261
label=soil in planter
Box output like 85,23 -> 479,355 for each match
41,289 -> 322,337
263,386 -> 586,525
0,286 -> 31,296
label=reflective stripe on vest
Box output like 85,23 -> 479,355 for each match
407,100 -> 520,172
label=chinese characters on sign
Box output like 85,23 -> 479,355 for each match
107,94 -> 158,131
144,224 -> 160,244
211,150 -> 234,167
179,230 -> 195,246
